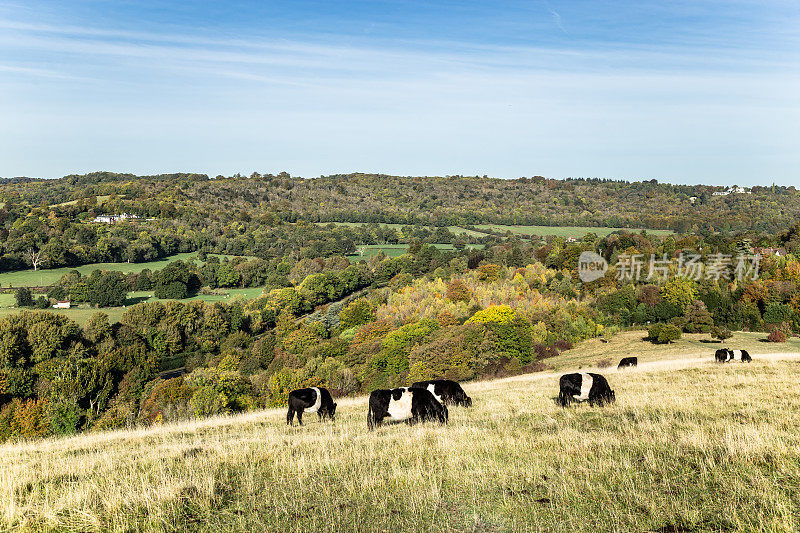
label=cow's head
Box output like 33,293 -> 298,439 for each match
330,402 -> 337,420
609,390 -> 616,403
462,396 -> 473,408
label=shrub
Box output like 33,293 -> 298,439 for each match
14,287 -> 33,307
596,358 -> 613,368
139,377 -> 194,424
711,325 -> 732,343
47,398 -> 82,437
189,386 -> 227,417
648,323 -> 664,341
654,324 -> 682,344
34,296 -> 50,309
766,322 -> 791,343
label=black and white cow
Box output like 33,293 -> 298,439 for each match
286,387 -> 337,426
410,379 -> 472,407
367,387 -> 448,430
716,349 -> 752,363
617,357 -> 638,369
558,373 -> 615,407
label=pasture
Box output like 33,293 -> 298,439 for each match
347,243 -> 483,261
0,253 -> 198,288
2,351 -> 799,532
554,330 -> 800,370
0,253 -> 256,289
0,287 -> 266,326
473,224 -> 674,238
50,195 -> 113,207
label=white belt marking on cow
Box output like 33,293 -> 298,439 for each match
388,390 -> 413,421
426,384 -> 443,405
305,387 -> 323,413
573,373 -> 593,401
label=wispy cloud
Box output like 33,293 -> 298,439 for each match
543,1 -> 567,35
0,1 -> 798,184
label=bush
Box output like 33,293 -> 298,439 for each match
647,323 -> 663,341
710,325 -> 732,343
139,377 -> 194,424
47,398 -> 82,437
766,322 -> 791,343
654,324 -> 682,344
34,296 -> 50,309
14,287 -> 33,307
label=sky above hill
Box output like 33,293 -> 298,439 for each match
0,1 -> 798,185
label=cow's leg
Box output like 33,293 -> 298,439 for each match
297,409 -> 304,426
286,407 -> 295,426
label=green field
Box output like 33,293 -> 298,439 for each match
0,253 -> 257,289
2,343 -> 798,531
50,195 -> 113,207
347,243 -> 483,261
0,253 -> 198,288
0,287 -> 266,326
315,221 -> 489,237
316,221 -> 674,239
473,224 -> 673,238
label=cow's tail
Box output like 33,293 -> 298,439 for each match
367,402 -> 374,431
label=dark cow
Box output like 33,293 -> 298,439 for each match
558,373 -> 615,407
617,357 -> 638,369
716,349 -> 752,363
367,387 -> 448,430
410,379 -> 472,407
286,387 -> 337,426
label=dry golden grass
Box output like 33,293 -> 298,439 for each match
2,353 -> 800,532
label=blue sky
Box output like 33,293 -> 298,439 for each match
0,1 -> 798,185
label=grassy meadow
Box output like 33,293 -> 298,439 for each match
0,253 -> 198,288
473,224 -> 674,238
0,253 -> 255,289
0,287 -> 266,326
2,347 -> 799,532
347,243 -> 483,261
553,330 -> 800,370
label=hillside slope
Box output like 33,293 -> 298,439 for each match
2,349 -> 799,532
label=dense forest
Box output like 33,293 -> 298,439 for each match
1,172 -> 799,442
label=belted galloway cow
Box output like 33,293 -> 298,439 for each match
558,373 -> 615,407
367,387 -> 448,430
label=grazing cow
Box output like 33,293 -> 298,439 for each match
617,357 -> 638,369
558,373 -> 615,407
410,379 -> 473,407
367,387 -> 448,430
286,387 -> 337,426
716,349 -> 752,363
